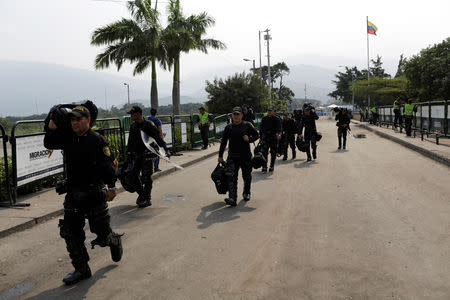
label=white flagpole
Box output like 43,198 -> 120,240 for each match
367,16 -> 371,107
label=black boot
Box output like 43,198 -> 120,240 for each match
224,198 -> 237,207
62,264 -> 91,285
312,149 -> 317,160
243,193 -> 251,201
282,155 -> 287,161
338,137 -> 342,150
292,150 -> 296,159
343,139 -> 346,150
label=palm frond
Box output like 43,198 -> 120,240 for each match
91,18 -> 142,46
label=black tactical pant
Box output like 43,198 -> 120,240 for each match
261,137 -> 277,169
337,127 -> 347,148
394,109 -> 402,128
130,151 -> 154,202
225,158 -> 252,200
283,134 -> 296,158
404,116 -> 413,136
60,189 -> 111,270
200,125 -> 209,148
305,134 -> 317,159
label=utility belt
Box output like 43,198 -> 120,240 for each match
56,179 -> 105,195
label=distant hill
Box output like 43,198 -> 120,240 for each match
0,60 -> 337,116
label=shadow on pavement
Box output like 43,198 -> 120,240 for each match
330,149 -> 349,153
109,205 -> 168,228
196,200 -> 256,230
294,161 -> 318,168
251,172 -> 274,183
24,265 -> 117,300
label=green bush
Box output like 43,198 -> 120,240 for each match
0,156 -> 12,202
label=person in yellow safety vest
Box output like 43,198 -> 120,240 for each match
198,106 -> 210,150
403,99 -> 416,137
359,107 -> 365,122
370,107 -> 378,125
365,106 -> 370,122
393,98 -> 403,129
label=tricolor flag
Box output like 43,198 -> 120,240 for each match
367,21 -> 378,35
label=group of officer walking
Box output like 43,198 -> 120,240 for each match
42,101 -> 331,285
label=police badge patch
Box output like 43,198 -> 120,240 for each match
103,146 -> 111,157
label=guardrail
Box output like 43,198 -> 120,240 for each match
373,100 -> 449,144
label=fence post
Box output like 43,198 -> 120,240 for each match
428,101 -> 432,136
0,124 -> 13,207
444,100 -> 448,137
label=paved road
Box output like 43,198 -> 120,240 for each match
1,119 -> 449,299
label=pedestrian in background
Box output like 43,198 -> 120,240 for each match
198,107 -> 210,150
336,108 -> 351,150
403,99 -> 417,137
281,112 -> 298,160
259,107 -> 282,173
298,105 -> 319,162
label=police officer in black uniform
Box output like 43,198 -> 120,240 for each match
298,104 -> 319,161
281,112 -> 298,160
335,108 -> 351,150
242,105 -> 255,125
259,107 -> 282,173
218,107 -> 259,206
44,105 -> 122,285
126,106 -> 169,208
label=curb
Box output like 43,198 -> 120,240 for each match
354,122 -> 450,167
0,149 -> 220,239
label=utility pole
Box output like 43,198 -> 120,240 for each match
123,83 -> 130,105
264,28 -> 272,103
258,31 -> 263,107
304,84 -> 307,100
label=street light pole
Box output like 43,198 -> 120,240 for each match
123,83 -> 130,105
264,28 -> 272,103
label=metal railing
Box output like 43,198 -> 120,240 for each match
372,100 -> 449,144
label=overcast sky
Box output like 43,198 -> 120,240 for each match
1,0 -> 449,83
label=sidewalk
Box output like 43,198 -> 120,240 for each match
352,120 -> 450,167
0,142 -> 221,239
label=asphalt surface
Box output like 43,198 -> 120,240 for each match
0,119 -> 449,299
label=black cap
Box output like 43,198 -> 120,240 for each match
127,106 -> 142,114
199,106 -> 205,110
232,106 -> 242,114
69,106 -> 90,118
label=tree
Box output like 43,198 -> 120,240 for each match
404,37 -> 450,101
370,55 -> 390,78
163,0 -> 226,115
352,77 -> 408,106
91,0 -> 166,109
328,66 -> 365,105
394,54 -> 406,78
205,73 -> 267,114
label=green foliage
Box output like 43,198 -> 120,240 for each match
329,66 -> 366,105
404,37 -> 450,101
205,72 -> 268,114
352,77 -> 408,106
0,156 -> 12,202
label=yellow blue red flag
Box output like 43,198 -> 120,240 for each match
367,21 -> 378,35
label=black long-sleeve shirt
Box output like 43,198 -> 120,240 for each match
44,128 -> 116,188
243,112 -> 255,125
219,121 -> 259,159
282,118 -> 298,135
259,115 -> 282,140
127,119 -> 167,153
335,112 -> 351,127
299,112 -> 319,137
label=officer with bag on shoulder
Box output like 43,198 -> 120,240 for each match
218,107 -> 259,207
44,104 -> 123,285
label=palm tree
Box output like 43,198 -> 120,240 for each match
163,0 -> 226,115
91,0 -> 166,109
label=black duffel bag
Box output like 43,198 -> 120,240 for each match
296,137 -> 308,152
316,132 -> 322,142
251,143 -> 266,169
211,163 -> 228,194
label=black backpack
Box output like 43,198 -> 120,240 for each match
211,163 -> 228,194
